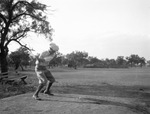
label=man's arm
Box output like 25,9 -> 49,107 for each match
44,53 -> 56,62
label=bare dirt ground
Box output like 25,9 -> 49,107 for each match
0,93 -> 149,114
0,67 -> 150,114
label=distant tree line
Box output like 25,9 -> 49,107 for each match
1,47 -> 149,71
62,51 -> 147,68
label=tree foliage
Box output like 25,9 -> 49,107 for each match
66,51 -> 88,67
9,47 -> 30,70
21,50 -> 147,69
126,54 -> 146,67
0,0 -> 53,72
84,54 -> 146,68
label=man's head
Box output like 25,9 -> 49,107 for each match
49,43 -> 59,54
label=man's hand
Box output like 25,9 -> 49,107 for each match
35,54 -> 40,59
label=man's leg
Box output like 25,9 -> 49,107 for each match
33,83 -> 44,100
44,81 -> 54,95
33,71 -> 47,100
43,70 -> 55,95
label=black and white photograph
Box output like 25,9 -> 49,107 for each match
0,0 -> 150,114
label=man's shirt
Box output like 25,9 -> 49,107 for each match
35,50 -> 56,71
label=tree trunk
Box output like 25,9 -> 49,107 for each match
20,64 -> 24,71
0,47 -> 8,73
1,53 -> 8,73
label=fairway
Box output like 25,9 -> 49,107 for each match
52,67 -> 150,86
43,67 -> 150,99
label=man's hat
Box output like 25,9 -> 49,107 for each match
50,43 -> 59,51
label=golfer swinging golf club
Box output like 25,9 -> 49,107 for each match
33,43 -> 59,100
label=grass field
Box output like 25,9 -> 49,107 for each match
1,67 -> 150,113
1,67 -> 150,100
50,67 -> 150,99
52,67 -> 150,86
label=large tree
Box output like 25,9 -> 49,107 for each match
0,0 -> 53,73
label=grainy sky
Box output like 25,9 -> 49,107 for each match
9,0 -> 150,60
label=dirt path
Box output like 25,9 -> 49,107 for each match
0,93 -> 149,114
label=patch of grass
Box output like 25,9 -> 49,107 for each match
1,67 -> 150,101
0,69 -> 38,99
0,84 -> 36,99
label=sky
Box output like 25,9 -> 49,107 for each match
9,0 -> 150,60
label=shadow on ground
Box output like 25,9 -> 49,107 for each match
31,93 -> 150,114
51,83 -> 150,114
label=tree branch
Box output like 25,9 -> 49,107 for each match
12,0 -> 33,11
5,36 -> 32,51
13,0 -> 40,10
11,0 -> 47,22
14,40 -> 31,51
12,0 -> 46,13
12,12 -> 45,22
11,39 -> 32,51
0,13 -> 7,25
5,30 -> 27,47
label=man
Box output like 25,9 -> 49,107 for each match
33,43 -> 59,100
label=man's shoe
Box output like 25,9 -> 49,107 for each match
40,89 -> 45,93
44,91 -> 54,96
32,95 -> 41,100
